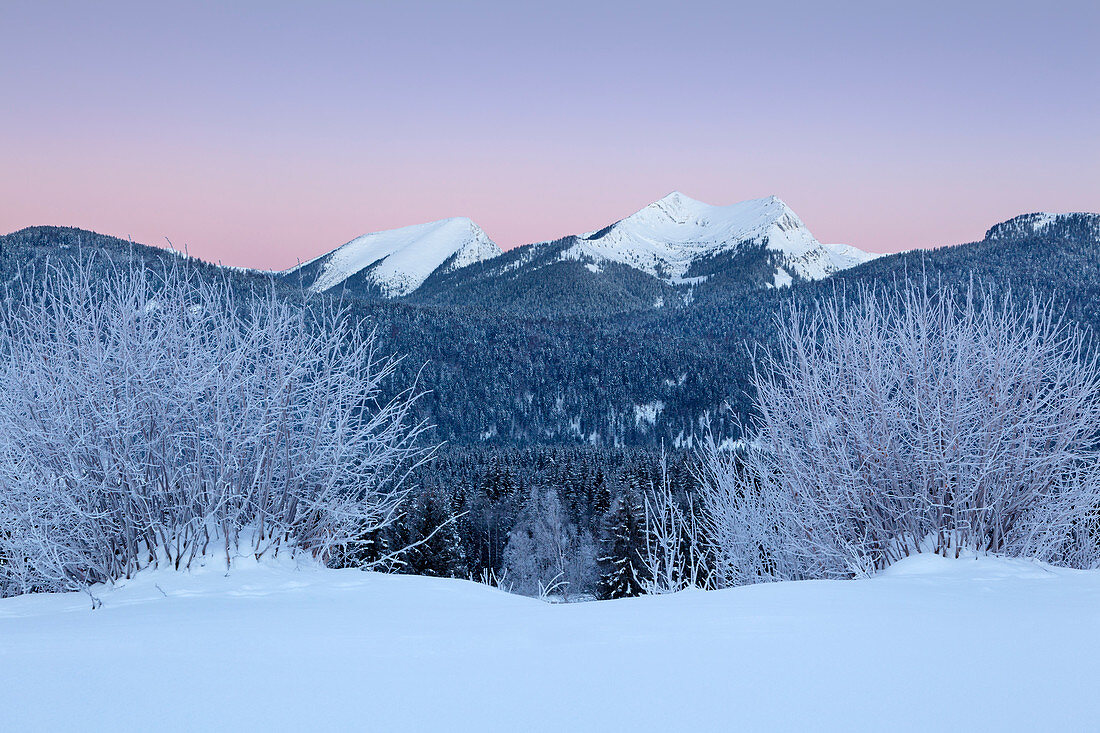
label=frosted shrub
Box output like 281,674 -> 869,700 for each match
0,259 -> 428,597
699,280 -> 1100,585
639,452 -> 712,593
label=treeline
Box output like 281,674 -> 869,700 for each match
357,446 -> 711,600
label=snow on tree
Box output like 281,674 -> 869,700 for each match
596,488 -> 647,599
639,452 -> 711,593
503,486 -> 595,600
399,485 -> 467,578
699,279 -> 1100,585
0,258 -> 430,598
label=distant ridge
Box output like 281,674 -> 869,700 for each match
985,212 -> 1100,242
290,193 -> 879,302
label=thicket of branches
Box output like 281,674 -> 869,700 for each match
0,259 -> 428,598
638,453 -> 712,594
699,280 -> 1100,586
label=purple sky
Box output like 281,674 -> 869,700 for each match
2,1 -> 1098,269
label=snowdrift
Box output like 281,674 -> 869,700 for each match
2,554 -> 1099,731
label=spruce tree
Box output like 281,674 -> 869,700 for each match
404,486 -> 466,578
596,489 -> 647,599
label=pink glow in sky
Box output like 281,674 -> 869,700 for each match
2,1 -> 1098,269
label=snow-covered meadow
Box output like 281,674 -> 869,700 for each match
2,553 -> 1099,732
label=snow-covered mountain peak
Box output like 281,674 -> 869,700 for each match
584,192 -> 794,243
642,190 -> 714,221
568,193 -> 876,283
290,216 -> 502,296
286,193 -> 881,300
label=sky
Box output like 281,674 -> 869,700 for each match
1,1 -> 1097,269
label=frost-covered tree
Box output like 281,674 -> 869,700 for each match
700,279 -> 1100,585
0,258 -> 429,598
639,453 -> 711,593
503,487 -> 595,600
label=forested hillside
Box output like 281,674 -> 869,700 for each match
5,214 -> 1099,451
5,212 -> 1099,597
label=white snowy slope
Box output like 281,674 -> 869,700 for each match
290,217 -> 502,296
3,553 -> 1100,732
563,192 -> 878,284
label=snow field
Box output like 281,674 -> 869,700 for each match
2,553 -> 1099,731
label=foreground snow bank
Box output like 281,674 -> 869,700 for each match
2,554 -> 1100,731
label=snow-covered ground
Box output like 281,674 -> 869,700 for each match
2,554 -> 1099,731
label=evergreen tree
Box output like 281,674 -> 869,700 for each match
590,466 -> 612,528
596,489 -> 647,600
402,486 -> 466,578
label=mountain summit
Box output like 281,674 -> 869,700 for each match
286,217 -> 501,296
563,192 -> 877,284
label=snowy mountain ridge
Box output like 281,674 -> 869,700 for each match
985,211 -> 1100,243
289,193 -> 878,300
561,192 -> 878,285
289,217 -> 502,296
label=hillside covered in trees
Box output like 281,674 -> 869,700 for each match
3,212 -> 1099,597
